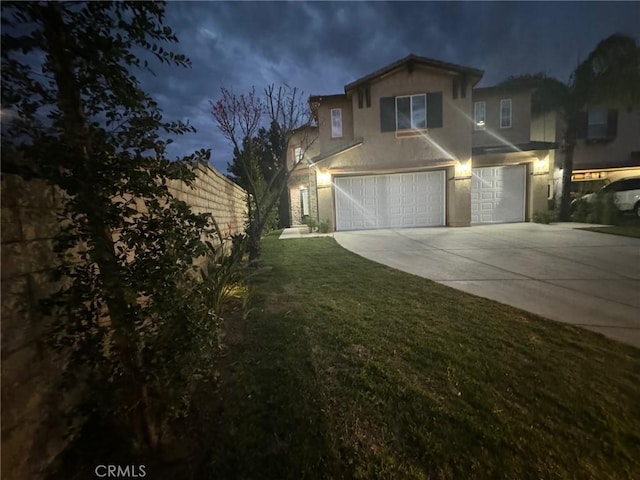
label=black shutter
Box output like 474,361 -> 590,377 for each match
575,111 -> 588,139
380,97 -> 396,132
365,85 -> 371,108
606,109 -> 618,138
426,92 -> 443,128
358,89 -> 363,109
460,75 -> 467,99
452,78 -> 459,100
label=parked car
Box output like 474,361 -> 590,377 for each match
571,177 -> 640,216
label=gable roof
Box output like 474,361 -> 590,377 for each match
308,93 -> 348,103
473,84 -> 537,96
344,54 -> 484,92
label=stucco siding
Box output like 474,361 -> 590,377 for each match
341,66 -> 473,170
573,107 -> 640,170
472,90 -> 532,147
316,97 -> 355,156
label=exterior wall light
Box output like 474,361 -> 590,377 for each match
317,170 -> 332,186
455,160 -> 472,178
534,157 -> 549,175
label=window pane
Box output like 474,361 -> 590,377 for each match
331,109 -> 342,137
500,99 -> 511,128
474,102 -> 485,129
397,97 -> 411,130
587,108 -> 607,138
295,147 -> 302,163
412,95 -> 426,129
301,189 -> 309,216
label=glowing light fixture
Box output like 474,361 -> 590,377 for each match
455,159 -> 472,178
317,170 -> 332,186
534,157 -> 549,174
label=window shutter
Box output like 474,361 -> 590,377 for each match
380,97 -> 396,132
606,109 -> 618,138
426,92 -> 443,128
575,111 -> 588,139
452,78 -> 459,100
358,89 -> 363,109
365,85 -> 371,108
460,75 -> 467,99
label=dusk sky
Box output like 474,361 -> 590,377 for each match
135,2 -> 639,172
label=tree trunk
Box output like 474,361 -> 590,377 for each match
248,218 -> 262,264
559,117 -> 577,222
559,144 -> 575,221
41,3 -> 158,449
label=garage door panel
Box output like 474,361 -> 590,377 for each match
335,171 -> 445,231
471,165 -> 525,224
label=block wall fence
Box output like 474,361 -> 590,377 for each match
0,162 -> 247,480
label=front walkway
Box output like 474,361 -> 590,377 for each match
279,226 -> 334,239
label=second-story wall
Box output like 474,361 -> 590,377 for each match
573,105 -> 640,170
314,65 -> 478,172
315,96 -> 354,156
472,88 -> 532,148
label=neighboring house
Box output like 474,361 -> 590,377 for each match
290,54 -> 636,231
537,105 -> 640,197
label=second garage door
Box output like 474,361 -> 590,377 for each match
471,165 -> 526,224
334,171 -> 445,231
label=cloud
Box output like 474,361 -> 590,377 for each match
12,1 -> 637,173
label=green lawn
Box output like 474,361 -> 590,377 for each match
581,224 -> 640,238
203,234 -> 640,479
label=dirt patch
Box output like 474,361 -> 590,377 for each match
263,283 -> 302,315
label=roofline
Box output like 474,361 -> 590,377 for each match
472,141 -> 558,156
344,54 -> 484,92
473,84 -> 537,95
309,93 -> 348,103
310,139 -> 364,164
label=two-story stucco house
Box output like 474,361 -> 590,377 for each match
287,54 -> 557,231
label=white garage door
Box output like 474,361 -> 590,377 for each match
471,165 -> 526,224
334,171 -> 445,231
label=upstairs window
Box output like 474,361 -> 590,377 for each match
396,94 -> 426,130
294,146 -> 303,163
380,92 -> 442,132
331,108 -> 342,138
474,101 -> 486,130
587,108 -> 607,138
500,99 -> 512,128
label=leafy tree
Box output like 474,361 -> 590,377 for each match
213,85 -> 314,261
2,1 -> 218,449
499,34 -> 640,220
227,121 -> 288,231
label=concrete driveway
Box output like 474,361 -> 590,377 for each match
334,223 -> 640,348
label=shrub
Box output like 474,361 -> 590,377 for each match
303,216 -> 318,233
319,219 -> 332,233
571,193 -> 621,225
532,210 -> 557,224
593,192 -> 621,225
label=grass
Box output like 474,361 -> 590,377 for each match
581,224 -> 640,238
202,234 -> 640,479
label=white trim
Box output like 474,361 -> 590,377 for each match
330,108 -> 343,138
474,101 -> 486,130
500,98 -> 512,129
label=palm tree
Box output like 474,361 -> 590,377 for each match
499,34 -> 640,220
